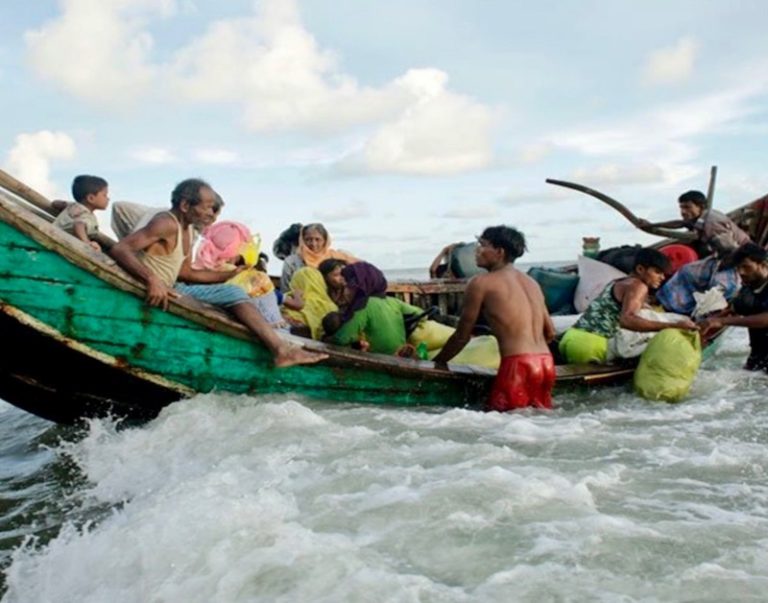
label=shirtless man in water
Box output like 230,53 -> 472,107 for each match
110,178 -> 326,368
433,226 -> 556,410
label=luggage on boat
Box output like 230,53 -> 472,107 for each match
659,243 -> 698,274
448,242 -> 485,278
527,267 -> 579,315
408,319 -> 455,351
633,328 -> 701,402
597,245 -> 642,274
428,335 -> 501,369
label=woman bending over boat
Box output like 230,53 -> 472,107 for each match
559,249 -> 697,365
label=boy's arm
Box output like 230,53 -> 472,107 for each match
71,221 -> 100,250
110,215 -> 180,310
433,278 -> 484,366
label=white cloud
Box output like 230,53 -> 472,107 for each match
3,130 -> 76,197
517,142 -> 553,164
25,0 -> 174,107
571,163 -> 665,186
346,69 -> 495,175
167,0 -> 406,133
442,204 -> 499,219
24,0 -> 495,176
193,148 -> 239,165
550,82 -> 767,185
313,201 -> 369,221
130,147 -> 177,164
643,37 -> 698,86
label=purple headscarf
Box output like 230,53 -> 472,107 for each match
341,262 -> 388,321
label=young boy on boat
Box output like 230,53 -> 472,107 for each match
432,226 -> 556,411
640,190 -> 751,315
699,242 -> 768,373
559,249 -> 697,365
110,178 -> 326,368
52,174 -> 110,251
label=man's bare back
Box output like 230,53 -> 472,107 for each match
475,266 -> 554,356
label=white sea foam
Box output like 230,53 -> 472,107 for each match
3,331 -> 768,602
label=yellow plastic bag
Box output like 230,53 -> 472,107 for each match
633,328 -> 701,402
227,268 -> 274,297
559,327 -> 608,364
429,335 -> 501,369
408,320 -> 455,351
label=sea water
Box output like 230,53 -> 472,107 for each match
0,329 -> 766,602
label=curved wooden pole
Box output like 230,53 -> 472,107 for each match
705,165 -> 718,211
0,169 -> 56,215
545,178 -> 695,242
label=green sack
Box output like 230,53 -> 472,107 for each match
633,329 -> 701,403
527,267 -> 579,315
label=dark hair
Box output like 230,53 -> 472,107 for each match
273,223 -> 303,260
303,223 -> 329,243
171,178 -> 211,209
71,175 -> 108,203
322,311 -> 344,337
731,242 -> 768,265
480,225 -> 527,262
634,248 -> 670,272
678,190 -> 707,208
212,192 -> 224,212
318,258 -> 348,276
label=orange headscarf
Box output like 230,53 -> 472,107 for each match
297,224 -> 358,268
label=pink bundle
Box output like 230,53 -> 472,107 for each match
194,221 -> 253,270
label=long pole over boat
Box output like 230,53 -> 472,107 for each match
705,165 -> 718,211
544,178 -> 694,241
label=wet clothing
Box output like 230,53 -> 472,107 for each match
656,257 -> 741,315
573,281 -> 622,338
332,297 -> 422,354
488,353 -> 555,411
731,279 -> 768,372
53,202 -> 99,239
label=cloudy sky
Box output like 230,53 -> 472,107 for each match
2,0 -> 767,271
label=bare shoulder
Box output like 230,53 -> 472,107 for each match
141,212 -> 177,236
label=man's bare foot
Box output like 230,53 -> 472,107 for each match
274,344 -> 328,368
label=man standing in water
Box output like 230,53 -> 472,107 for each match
433,226 -> 556,410
700,242 -> 768,373
110,178 -> 326,368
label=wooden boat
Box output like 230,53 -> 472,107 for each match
0,171 -> 764,424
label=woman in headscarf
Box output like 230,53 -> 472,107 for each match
282,267 -> 339,339
324,262 -> 423,355
279,223 -> 359,291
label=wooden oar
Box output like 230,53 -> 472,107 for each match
0,168 -> 115,248
545,178 -> 695,241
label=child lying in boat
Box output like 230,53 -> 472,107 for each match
559,248 -> 698,364
52,175 -> 110,251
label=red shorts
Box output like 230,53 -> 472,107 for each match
488,353 -> 555,411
